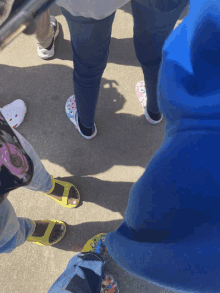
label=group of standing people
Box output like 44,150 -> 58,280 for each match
1,0 -> 220,292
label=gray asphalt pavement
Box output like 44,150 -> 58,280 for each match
0,2 -> 189,293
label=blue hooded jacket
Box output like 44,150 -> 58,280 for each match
105,1 -> 220,292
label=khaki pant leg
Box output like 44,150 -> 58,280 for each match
35,10 -> 54,48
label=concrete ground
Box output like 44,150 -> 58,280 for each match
0,2 -> 189,293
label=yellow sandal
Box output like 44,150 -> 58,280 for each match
81,233 -> 108,254
27,220 -> 66,246
46,175 -> 80,208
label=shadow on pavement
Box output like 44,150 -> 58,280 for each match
54,219 -> 123,251
52,24 -> 73,61
55,176 -> 134,215
0,62 -> 165,251
0,63 -> 165,176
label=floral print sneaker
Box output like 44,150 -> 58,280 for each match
101,272 -> 119,293
136,81 -> 163,125
82,233 -> 119,293
136,80 -> 147,110
65,95 -> 97,139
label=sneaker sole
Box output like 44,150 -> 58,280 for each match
38,47 -> 55,60
144,108 -> 163,125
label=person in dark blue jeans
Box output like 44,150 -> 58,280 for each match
49,0 -> 220,292
59,0 -> 189,139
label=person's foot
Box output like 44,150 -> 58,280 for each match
37,16 -> 60,60
144,108 -> 163,125
81,233 -> 109,261
31,221 -> 65,244
101,272 -> 119,293
49,182 -> 80,206
0,99 -> 27,129
135,81 -> 163,125
82,233 -> 119,292
65,95 -> 97,139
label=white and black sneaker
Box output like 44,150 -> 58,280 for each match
37,16 -> 60,60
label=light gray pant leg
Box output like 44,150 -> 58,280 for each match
0,199 -> 35,254
14,130 -> 53,193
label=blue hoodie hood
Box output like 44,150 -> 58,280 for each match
158,0 -> 220,136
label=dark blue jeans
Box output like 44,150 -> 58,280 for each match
61,0 -> 188,128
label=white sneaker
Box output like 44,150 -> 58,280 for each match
37,16 -> 60,60
0,99 -> 27,129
